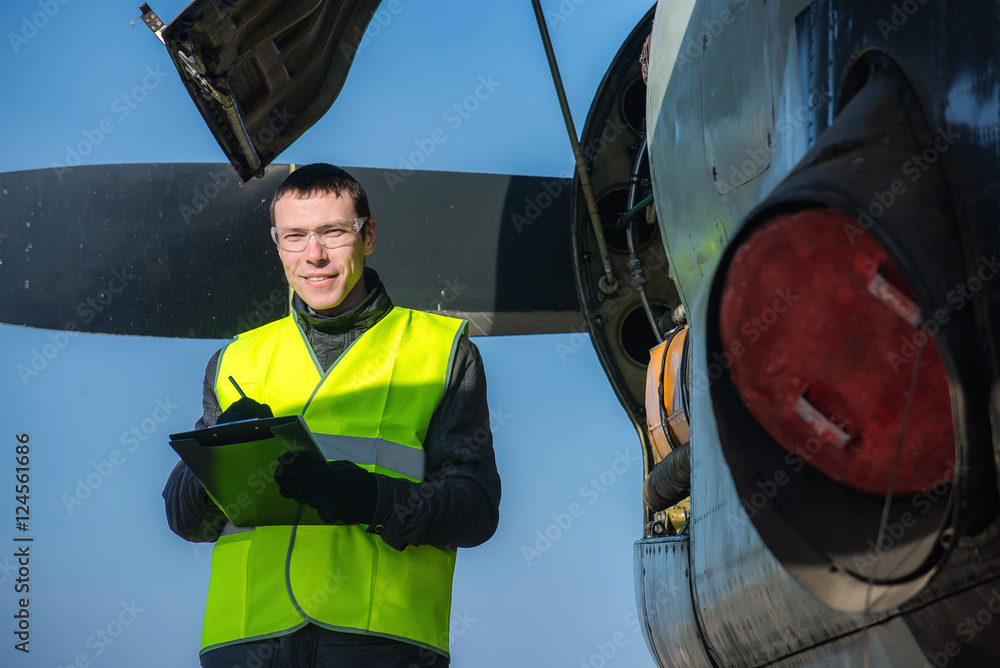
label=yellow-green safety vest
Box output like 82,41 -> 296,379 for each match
203,306 -> 467,657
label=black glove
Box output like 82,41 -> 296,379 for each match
217,397 -> 273,424
274,458 -> 378,525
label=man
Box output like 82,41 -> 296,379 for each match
163,163 -> 501,668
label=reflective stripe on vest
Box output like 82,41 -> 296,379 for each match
203,307 -> 466,657
312,434 -> 426,481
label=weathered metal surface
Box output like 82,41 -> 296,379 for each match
699,0 -> 774,195
646,0 -> 814,313
639,0 -> 1000,664
666,301 -> 1000,667
685,310 -> 883,666
634,536 -> 715,667
766,617 -> 925,667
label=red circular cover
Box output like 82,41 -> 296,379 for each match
719,208 -> 955,495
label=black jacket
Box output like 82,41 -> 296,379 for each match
162,268 -> 501,550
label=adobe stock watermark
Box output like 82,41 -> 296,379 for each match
878,0 -> 930,40
396,609 -> 478,668
7,0 -> 72,54
215,574 -> 358,668
189,439 -> 342,556
577,608 -> 644,668
727,426 -> 962,554
16,267 -> 138,385
714,86 -> 831,192
339,0 -> 412,59
178,167 -> 236,223
554,327 -> 593,363
554,242 -> 671,364
55,600 -> 144,668
651,557 -> 691,600
232,289 -> 288,334
222,638 -> 279,668
727,424 -> 849,531
920,587 -> 1000,668
543,0 -> 590,27
51,65 -> 170,181
511,116 -> 629,236
425,276 -> 469,313
408,609 -> 478,668
887,254 -> 1000,372
676,0 -> 753,66
352,290 -> 480,386
851,459 -> 960,578
0,554 -> 18,586
61,397 -> 179,513
205,440 -> 311,526
384,75 -> 502,191
390,405 -> 510,524
688,286 -> 800,398
520,448 -> 640,566
842,126 -> 961,245
246,104 -> 297,157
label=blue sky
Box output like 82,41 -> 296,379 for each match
2,0 -> 653,178
2,1 -> 658,666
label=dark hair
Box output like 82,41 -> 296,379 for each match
269,163 -> 371,226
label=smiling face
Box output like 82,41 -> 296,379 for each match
272,191 -> 376,314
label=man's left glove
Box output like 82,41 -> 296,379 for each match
274,458 -> 379,526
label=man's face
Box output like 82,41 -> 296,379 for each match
272,191 -> 376,314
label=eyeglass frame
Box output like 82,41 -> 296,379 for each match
270,217 -> 373,252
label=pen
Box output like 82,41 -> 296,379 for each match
229,376 -> 247,399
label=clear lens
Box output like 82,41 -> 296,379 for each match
271,218 -> 369,251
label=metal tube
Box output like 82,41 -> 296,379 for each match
624,136 -> 661,342
616,194 -> 654,230
643,441 -> 691,511
529,0 -> 617,293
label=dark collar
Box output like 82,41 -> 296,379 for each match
292,267 -> 393,335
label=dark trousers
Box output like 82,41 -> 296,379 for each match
199,624 -> 450,668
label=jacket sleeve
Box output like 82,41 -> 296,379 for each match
162,350 -> 229,543
367,336 -> 502,549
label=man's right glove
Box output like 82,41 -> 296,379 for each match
274,458 -> 379,526
217,397 -> 273,423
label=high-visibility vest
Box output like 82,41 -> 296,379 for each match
202,306 -> 467,657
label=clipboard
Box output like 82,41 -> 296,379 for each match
169,415 -> 328,526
